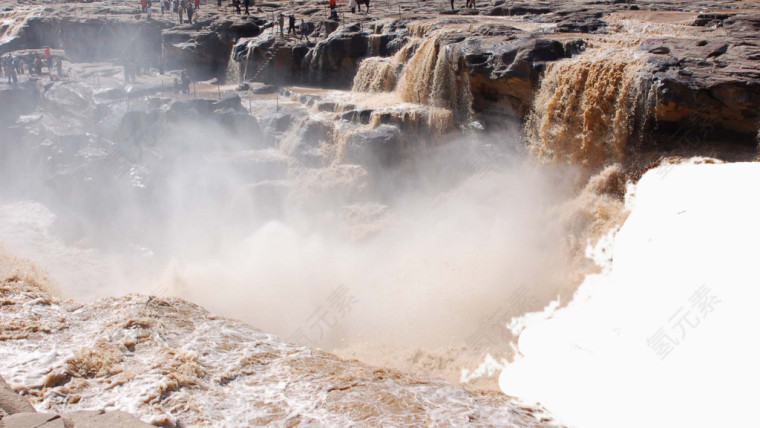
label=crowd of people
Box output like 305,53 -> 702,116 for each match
1,51 -> 65,85
140,0 -> 199,23
136,0 -> 369,43
139,0 -> 489,40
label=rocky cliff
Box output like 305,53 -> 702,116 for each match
3,0 -> 759,148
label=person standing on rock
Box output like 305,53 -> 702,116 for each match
8,61 -> 15,84
177,0 -> 184,23
299,19 -> 310,42
288,15 -> 296,35
13,55 -> 21,75
349,0 -> 357,13
329,0 -> 338,20
243,0 -> 250,15
180,70 -> 190,94
4,56 -> 17,85
186,0 -> 194,23
44,48 -> 52,75
194,0 -> 200,10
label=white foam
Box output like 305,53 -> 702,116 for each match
499,161 -> 760,428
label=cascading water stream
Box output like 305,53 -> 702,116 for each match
225,48 -> 243,84
0,6 -> 42,46
351,28 -> 473,131
225,41 -> 252,84
525,50 -> 644,168
352,57 -> 396,92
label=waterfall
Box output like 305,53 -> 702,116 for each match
352,39 -> 419,94
225,48 -> 243,85
351,29 -> 473,128
525,52 -> 644,168
367,34 -> 383,57
225,41 -> 252,85
0,7 -> 42,45
368,107 -> 455,134
352,57 -> 396,93
396,32 -> 472,123
430,42 -> 473,123
396,36 -> 440,104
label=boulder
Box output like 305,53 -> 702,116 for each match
257,107 -> 305,139
281,118 -> 332,158
212,94 -> 245,112
345,124 -> 402,168
2,413 -> 66,428
1,410 -> 153,427
0,376 -> 35,415
65,410 -> 153,427
461,35 -> 584,119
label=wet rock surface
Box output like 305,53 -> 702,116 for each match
1,410 -> 153,428
1,0 -> 758,141
2,375 -> 151,427
0,375 -> 36,415
345,123 -> 401,167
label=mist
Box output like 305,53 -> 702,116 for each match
0,86 -> 582,356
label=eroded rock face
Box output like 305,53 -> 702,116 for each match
637,13 -> 760,139
462,34 -> 585,120
3,0 -> 758,142
0,375 -> 36,415
345,124 -> 402,168
3,16 -> 164,62
303,24 -> 373,87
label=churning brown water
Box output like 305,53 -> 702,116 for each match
526,50 -> 643,168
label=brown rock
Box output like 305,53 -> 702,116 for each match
1,413 -> 66,428
0,375 -> 35,415
65,410 -> 153,428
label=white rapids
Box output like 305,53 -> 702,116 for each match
499,160 -> 760,428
